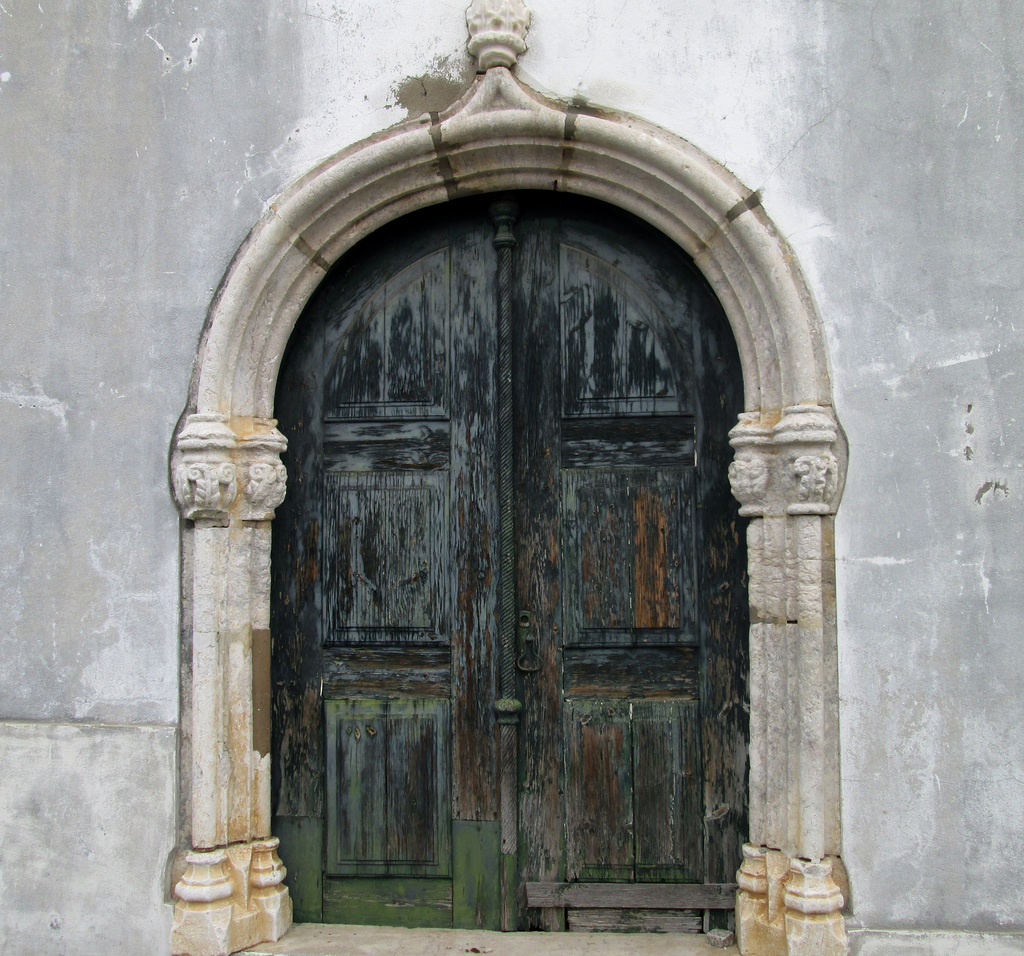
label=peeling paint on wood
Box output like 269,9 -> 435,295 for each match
271,194 -> 747,929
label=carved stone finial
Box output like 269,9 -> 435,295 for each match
466,0 -> 531,71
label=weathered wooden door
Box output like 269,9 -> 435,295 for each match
271,195 -> 747,932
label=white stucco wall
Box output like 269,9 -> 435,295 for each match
0,1 -> 1021,952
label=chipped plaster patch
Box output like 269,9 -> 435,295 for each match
0,382 -> 68,429
145,29 -> 203,74
975,479 -> 1009,504
392,54 -> 476,117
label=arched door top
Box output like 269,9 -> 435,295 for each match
191,67 -> 833,423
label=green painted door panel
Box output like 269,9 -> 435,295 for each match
325,698 -> 451,878
322,877 -> 453,928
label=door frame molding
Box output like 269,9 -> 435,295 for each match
169,63 -> 848,956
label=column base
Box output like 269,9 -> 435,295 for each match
736,845 -> 848,956
784,911 -> 849,956
250,837 -> 293,942
171,840 -> 292,956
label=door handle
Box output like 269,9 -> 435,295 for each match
516,610 -> 541,673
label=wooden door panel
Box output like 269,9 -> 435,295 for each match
323,248 -> 449,417
323,877 -> 453,928
562,468 -> 696,647
325,698 -> 451,877
384,700 -> 449,868
560,244 -> 686,417
633,700 -> 702,882
321,645 -> 451,699
564,700 -> 634,882
564,700 -> 703,885
322,420 -> 450,472
321,472 -> 449,644
325,699 -> 388,873
560,415 -> 695,468
562,647 -> 698,699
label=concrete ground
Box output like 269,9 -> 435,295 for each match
244,924 -> 737,956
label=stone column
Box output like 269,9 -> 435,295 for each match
171,413 -> 292,956
729,406 -> 847,956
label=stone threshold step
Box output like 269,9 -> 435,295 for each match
244,924 -> 737,956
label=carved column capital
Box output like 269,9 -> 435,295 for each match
729,413 -> 775,516
172,414 -> 238,522
466,0 -> 531,70
788,453 -> 839,515
729,407 -> 842,518
773,405 -> 840,516
172,415 -> 288,522
237,420 -> 289,521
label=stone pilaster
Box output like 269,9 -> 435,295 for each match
172,413 -> 292,955
729,406 -> 846,956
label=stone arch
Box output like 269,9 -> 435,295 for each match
170,64 -> 847,956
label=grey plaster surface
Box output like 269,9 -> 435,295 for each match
850,930 -> 1024,956
814,5 -> 1024,933
0,0 -> 1023,947
0,721 -> 177,955
244,923 -> 737,956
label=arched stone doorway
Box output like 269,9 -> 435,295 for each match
169,15 -> 847,955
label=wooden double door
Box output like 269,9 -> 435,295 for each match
271,194 -> 747,932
